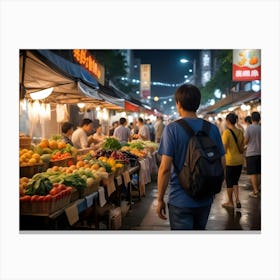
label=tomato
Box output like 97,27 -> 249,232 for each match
20,195 -> 31,202
57,185 -> 66,192
31,195 -> 40,202
49,188 -> 58,196
53,183 -> 60,188
43,194 -> 52,202
38,196 -> 45,202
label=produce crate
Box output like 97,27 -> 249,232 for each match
20,137 -> 32,149
20,163 -> 45,178
20,191 -> 71,215
82,178 -> 101,197
49,157 -> 74,167
70,188 -> 79,202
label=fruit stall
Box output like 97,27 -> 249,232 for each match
19,136 -> 159,230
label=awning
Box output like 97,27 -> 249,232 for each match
198,91 -> 261,115
125,101 -> 139,112
30,50 -> 99,89
20,50 -> 124,110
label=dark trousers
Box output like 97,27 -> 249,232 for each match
168,203 -> 212,230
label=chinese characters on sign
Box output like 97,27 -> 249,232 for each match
140,64 -> 151,99
232,49 -> 261,81
73,49 -> 105,84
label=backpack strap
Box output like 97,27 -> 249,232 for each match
175,118 -> 194,137
228,128 -> 243,154
202,119 -> 211,135
176,119 -> 211,136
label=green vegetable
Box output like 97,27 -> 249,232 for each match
129,141 -> 144,150
24,177 -> 53,196
102,137 -> 121,151
62,174 -> 87,191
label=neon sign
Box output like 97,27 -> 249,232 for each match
73,49 -> 104,82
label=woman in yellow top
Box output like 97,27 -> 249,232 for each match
222,113 -> 244,209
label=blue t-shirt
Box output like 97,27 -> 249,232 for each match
158,118 -> 225,208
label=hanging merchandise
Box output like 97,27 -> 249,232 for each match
56,104 -> 69,123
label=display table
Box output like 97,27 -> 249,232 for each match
19,152 -> 158,230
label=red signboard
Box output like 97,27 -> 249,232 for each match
232,49 -> 261,81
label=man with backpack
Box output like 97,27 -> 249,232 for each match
156,84 -> 225,230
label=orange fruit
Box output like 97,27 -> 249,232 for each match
76,161 -> 85,168
57,141 -> 66,150
49,140 -> 58,150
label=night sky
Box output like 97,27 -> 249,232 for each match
133,49 -> 200,99
133,49 -> 199,82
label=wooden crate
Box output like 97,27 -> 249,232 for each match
20,163 -> 45,178
49,157 -> 74,167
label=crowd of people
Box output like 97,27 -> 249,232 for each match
59,115 -> 166,151
156,84 -> 261,230
59,84 -> 261,231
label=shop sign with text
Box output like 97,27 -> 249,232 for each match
232,49 -> 261,81
140,64 -> 151,99
73,49 -> 105,85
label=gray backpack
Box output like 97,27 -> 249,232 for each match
176,119 -> 224,199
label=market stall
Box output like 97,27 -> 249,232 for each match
19,137 -> 159,230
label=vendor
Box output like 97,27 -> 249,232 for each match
61,121 -> 74,146
88,124 -> 106,149
71,118 -> 93,149
133,117 -> 150,141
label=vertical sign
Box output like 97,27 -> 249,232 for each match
232,49 -> 261,81
140,64 -> 151,99
200,50 -> 211,86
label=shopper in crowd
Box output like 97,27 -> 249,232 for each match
146,118 -> 155,142
109,121 -> 119,136
71,118 -> 93,149
244,116 -> 252,127
88,124 -> 106,149
154,116 -> 165,143
92,124 -> 105,143
133,117 -> 150,141
216,117 -> 225,135
113,117 -> 131,144
156,84 -> 225,230
221,113 -> 244,209
244,111 -> 261,198
61,121 -> 74,146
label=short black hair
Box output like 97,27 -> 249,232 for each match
244,116 -> 252,124
251,111 -> 260,122
81,118 -> 93,126
226,113 -> 238,125
119,117 -> 127,125
61,122 -> 74,134
138,117 -> 144,124
174,84 -> 201,112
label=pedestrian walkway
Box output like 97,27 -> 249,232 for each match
120,170 -> 261,231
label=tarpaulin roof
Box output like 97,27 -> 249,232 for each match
198,91 -> 261,115
20,50 -> 124,110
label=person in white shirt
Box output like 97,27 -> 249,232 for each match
71,118 -> 93,149
134,117 -> 150,141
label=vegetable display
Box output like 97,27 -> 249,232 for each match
102,137 -> 122,151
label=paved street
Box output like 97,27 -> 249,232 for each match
120,170 -> 261,231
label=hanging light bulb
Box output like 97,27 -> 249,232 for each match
30,87 -> 54,100
77,103 -> 85,109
